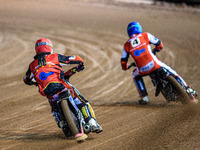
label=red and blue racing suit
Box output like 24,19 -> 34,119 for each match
24,53 -> 96,123
121,32 -> 189,98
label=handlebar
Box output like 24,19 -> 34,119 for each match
128,62 -> 136,69
30,77 -> 38,86
152,48 -> 158,55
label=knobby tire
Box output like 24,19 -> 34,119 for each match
61,99 -> 79,136
167,76 -> 191,104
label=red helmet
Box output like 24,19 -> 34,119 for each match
35,38 -> 53,54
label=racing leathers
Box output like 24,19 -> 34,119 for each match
121,32 -> 196,103
24,52 -> 101,132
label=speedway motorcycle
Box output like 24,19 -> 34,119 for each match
30,69 -> 91,142
54,79 -> 91,142
128,49 -> 198,104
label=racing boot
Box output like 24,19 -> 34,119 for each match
138,96 -> 149,105
186,87 -> 198,98
81,103 -> 103,133
88,118 -> 103,133
186,87 -> 198,104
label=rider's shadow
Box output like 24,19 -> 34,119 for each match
93,100 -> 180,108
0,131 -> 69,142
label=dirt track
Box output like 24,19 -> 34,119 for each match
0,0 -> 200,150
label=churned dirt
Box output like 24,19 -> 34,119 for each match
0,0 -> 200,150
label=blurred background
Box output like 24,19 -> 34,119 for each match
154,0 -> 200,6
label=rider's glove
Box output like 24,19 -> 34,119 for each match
24,76 -> 37,86
152,48 -> 160,55
121,61 -> 128,70
76,63 -> 85,72
33,81 -> 38,86
128,62 -> 136,69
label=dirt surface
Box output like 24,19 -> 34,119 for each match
0,0 -> 200,150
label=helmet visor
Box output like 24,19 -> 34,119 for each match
35,42 -> 53,48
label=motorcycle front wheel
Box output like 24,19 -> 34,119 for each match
167,75 -> 191,104
61,99 -> 80,136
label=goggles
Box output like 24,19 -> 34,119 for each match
35,42 -> 53,48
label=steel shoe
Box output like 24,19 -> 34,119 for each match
187,87 -> 198,98
89,118 -> 103,133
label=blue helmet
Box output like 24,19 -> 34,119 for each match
127,22 -> 143,37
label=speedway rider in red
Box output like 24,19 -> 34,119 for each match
121,22 -> 198,104
24,38 -> 102,136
